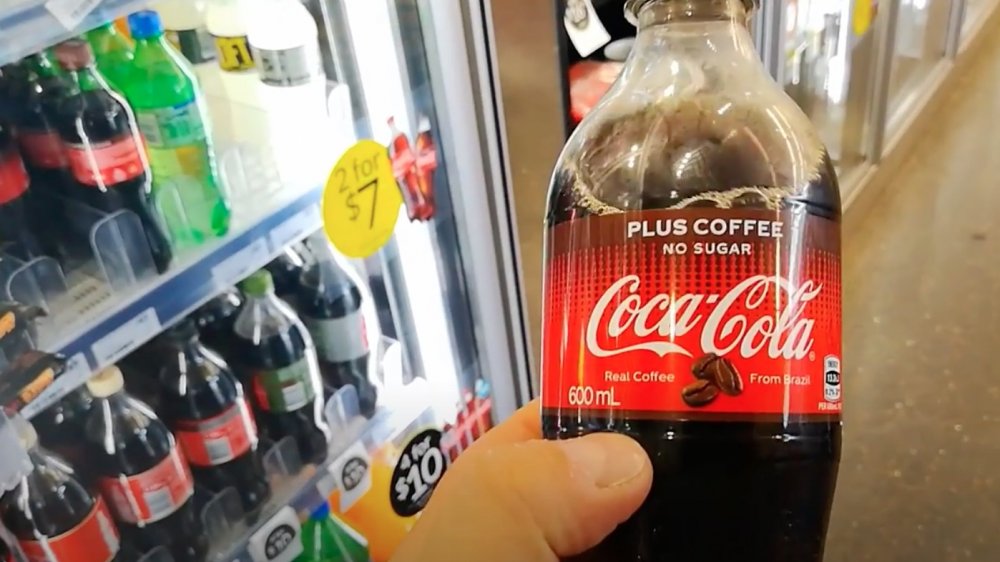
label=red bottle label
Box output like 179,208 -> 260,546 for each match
18,130 -> 67,169
65,134 -> 145,187
98,447 -> 195,525
17,498 -> 120,562
174,400 -> 258,467
541,209 -> 842,421
0,152 -> 29,205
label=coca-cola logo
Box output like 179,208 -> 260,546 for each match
585,275 -> 822,361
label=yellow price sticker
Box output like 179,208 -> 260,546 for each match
322,140 -> 403,258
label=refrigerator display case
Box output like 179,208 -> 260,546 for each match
0,1 -> 531,561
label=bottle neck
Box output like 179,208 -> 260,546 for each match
623,0 -> 759,81
65,66 -> 105,93
633,0 -> 751,25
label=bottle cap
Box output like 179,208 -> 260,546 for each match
166,318 -> 200,342
53,40 -> 95,70
624,0 -> 759,25
86,365 -> 126,398
311,502 -> 331,520
241,270 -> 275,297
128,10 -> 164,40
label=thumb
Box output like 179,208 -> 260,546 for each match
392,433 -> 652,562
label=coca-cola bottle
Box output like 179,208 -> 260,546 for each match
296,233 -> 377,417
156,319 -> 271,517
83,366 -> 209,562
413,115 -> 437,219
0,121 -> 45,260
16,53 -> 70,195
541,1 -> 842,562
387,117 -> 432,222
1,415 -> 123,562
52,40 -> 173,274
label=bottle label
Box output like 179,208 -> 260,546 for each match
65,135 -> 146,187
541,208 -> 842,420
252,44 -> 323,87
136,99 -> 207,148
304,311 -> 369,363
212,34 -> 255,72
0,152 -> 28,205
175,400 -> 258,467
166,27 -> 216,65
252,358 -> 319,412
16,498 -> 120,562
18,130 -> 67,169
98,447 -> 195,525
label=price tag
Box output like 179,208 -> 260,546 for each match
269,205 -> 322,251
212,237 -> 269,284
247,506 -> 303,562
91,309 -> 161,367
328,442 -> 372,512
564,0 -> 611,57
390,428 -> 447,517
45,0 -> 102,29
322,140 -> 403,258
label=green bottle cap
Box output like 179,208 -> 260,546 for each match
241,270 -> 274,297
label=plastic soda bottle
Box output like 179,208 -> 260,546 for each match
123,10 -> 230,249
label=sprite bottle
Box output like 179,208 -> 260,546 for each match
86,22 -> 134,92
122,10 -> 230,249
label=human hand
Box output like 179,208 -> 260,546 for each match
391,400 -> 653,561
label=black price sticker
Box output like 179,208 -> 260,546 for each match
247,507 -> 302,562
322,140 -> 403,258
390,429 -> 447,517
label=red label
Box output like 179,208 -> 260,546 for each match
541,209 -> 842,421
175,400 -> 258,467
98,447 -> 194,525
17,499 -> 120,562
65,134 -> 146,187
18,130 -> 67,169
0,152 -> 29,205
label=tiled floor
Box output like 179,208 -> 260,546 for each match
826,31 -> 1000,562
502,15 -> 1000,560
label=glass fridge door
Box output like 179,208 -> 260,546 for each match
319,0 -> 532,422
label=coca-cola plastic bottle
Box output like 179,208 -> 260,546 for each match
387,117 -> 432,222
156,319 -> 271,517
0,122 -> 45,260
52,40 -> 173,274
84,366 -> 209,562
541,1 -> 842,561
1,415 -> 123,562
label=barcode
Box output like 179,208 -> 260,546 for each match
143,488 -> 175,521
205,437 -> 234,464
282,383 -> 308,410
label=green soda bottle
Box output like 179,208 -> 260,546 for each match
85,22 -> 134,92
296,502 -> 370,562
123,10 -> 230,248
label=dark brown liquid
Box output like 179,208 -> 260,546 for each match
544,106 -> 842,561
